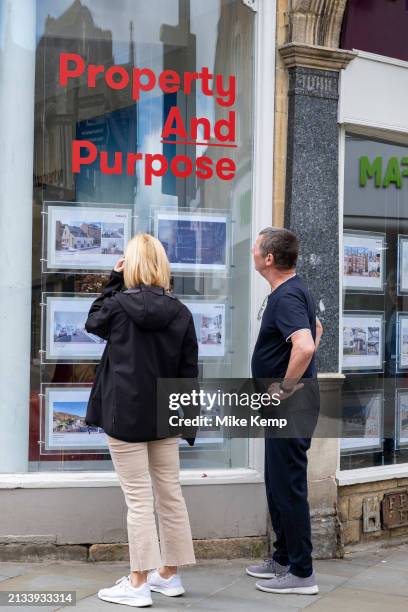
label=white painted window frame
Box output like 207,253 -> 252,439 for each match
337,50 -> 408,484
0,0 -> 276,489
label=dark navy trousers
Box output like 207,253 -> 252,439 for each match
264,436 -> 313,578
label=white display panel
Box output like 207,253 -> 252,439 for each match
396,312 -> 408,373
396,389 -> 408,448
43,294 -> 106,362
153,208 -> 230,274
342,312 -> 384,372
343,230 -> 385,292
341,391 -> 383,453
339,51 -> 408,137
44,202 -> 133,271
179,296 -> 230,362
398,235 -> 408,295
42,386 -> 108,452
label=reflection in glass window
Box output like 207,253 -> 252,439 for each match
31,0 -> 255,471
341,133 -> 408,470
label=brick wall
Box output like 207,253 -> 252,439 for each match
338,478 -> 408,547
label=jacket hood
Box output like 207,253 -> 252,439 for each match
114,285 -> 184,331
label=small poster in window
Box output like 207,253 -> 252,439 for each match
396,389 -> 408,448
343,312 -> 383,371
44,386 -> 107,451
343,231 -> 385,291
154,210 -> 228,273
45,295 -> 106,361
397,313 -> 408,370
46,204 -> 132,271
340,391 -> 383,453
398,235 -> 408,294
181,300 -> 226,358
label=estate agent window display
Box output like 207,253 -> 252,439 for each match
30,0 -> 256,472
341,133 -> 408,470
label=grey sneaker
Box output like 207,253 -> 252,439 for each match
256,571 -> 319,595
246,558 -> 290,579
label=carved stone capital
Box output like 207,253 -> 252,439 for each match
287,0 -> 348,49
280,43 -> 357,72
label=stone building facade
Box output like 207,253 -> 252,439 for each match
275,0 -> 408,553
1,0 -> 408,561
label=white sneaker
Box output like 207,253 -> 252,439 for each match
98,575 -> 152,607
148,569 -> 185,596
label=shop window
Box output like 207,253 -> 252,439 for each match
30,0 -> 255,471
341,133 -> 408,470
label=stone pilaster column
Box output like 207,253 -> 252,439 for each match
280,44 -> 355,373
278,43 -> 355,558
0,0 -> 36,472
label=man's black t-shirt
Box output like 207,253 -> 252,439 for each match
251,275 -> 317,379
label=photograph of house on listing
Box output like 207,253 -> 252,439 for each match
46,205 -> 132,270
58,221 -> 125,256
343,313 -> 383,372
44,387 -> 107,451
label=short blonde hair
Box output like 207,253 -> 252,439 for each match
123,233 -> 170,290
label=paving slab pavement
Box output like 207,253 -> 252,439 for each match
0,544 -> 407,611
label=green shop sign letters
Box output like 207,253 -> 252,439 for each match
359,156 -> 408,188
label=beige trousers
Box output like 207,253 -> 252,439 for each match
106,434 -> 196,572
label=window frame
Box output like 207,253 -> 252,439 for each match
0,0 -> 276,486
337,50 -> 408,481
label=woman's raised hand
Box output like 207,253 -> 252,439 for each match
114,257 -> 125,273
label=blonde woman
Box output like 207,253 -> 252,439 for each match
85,233 -> 198,608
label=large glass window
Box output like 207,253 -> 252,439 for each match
341,133 -> 408,470
30,0 -> 255,471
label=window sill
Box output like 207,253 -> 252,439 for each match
337,464 -> 408,486
0,468 -> 263,489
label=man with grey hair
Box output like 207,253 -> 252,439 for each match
246,227 -> 323,596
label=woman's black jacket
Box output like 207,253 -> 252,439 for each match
84,270 -> 199,445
